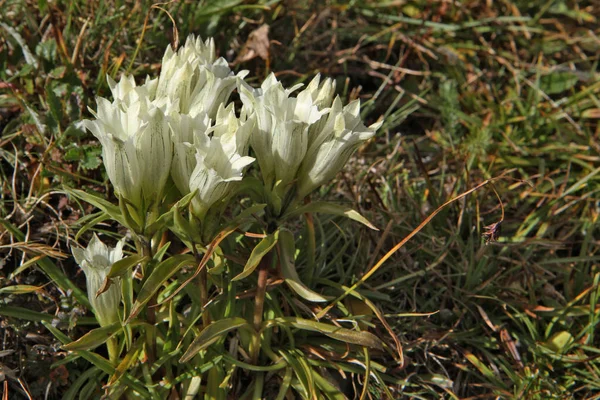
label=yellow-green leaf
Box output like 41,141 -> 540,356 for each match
265,317 -> 383,350
62,323 -> 121,351
180,318 -> 249,363
129,254 -> 195,321
279,229 -> 329,302
283,201 -> 378,230
0,284 -> 45,295
232,231 -> 278,281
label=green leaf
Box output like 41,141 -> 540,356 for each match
107,339 -> 144,386
279,350 -> 315,399
45,82 -> 63,123
232,231 -> 278,281
206,365 -> 226,400
108,255 -> 147,280
96,254 -> 148,297
153,242 -> 171,263
75,212 -> 109,241
180,318 -> 250,363
0,306 -> 53,322
265,317 -> 383,350
279,229 -> 329,302
226,204 -> 266,228
66,188 -> 124,227
146,189 -> 198,235
62,322 -> 121,351
61,367 -> 102,400
464,351 -> 496,379
283,201 -> 378,230
0,22 -> 38,68
312,370 -> 346,400
545,331 -> 575,353
0,284 -> 45,295
540,72 -> 578,95
129,254 -> 195,320
43,321 -> 149,397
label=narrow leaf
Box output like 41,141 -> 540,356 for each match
66,188 -> 124,227
284,201 -> 378,230
0,284 -> 45,295
0,22 -> 38,67
0,306 -> 53,322
180,318 -> 249,363
110,255 -> 147,279
279,229 -> 329,302
232,231 -> 278,281
75,212 -> 110,241
95,254 -> 148,298
129,254 -> 195,320
107,340 -> 144,386
146,189 -> 198,235
0,219 -> 89,307
265,317 -> 383,350
62,322 -> 121,351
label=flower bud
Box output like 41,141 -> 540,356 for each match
156,35 -> 246,118
72,234 -> 124,327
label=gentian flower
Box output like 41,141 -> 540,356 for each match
72,234 -> 125,327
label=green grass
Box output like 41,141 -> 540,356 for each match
1,0 -> 599,398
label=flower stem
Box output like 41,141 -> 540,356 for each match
250,253 -> 271,364
107,336 -> 119,365
304,210 -> 316,286
137,236 -> 156,364
199,264 -> 210,327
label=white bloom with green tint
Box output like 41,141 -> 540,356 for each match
170,105 -> 255,220
241,73 -> 379,201
240,73 -> 328,191
84,75 -> 173,213
72,234 -> 125,327
297,97 -> 381,198
156,35 -> 247,118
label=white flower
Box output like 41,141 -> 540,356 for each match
156,35 -> 247,118
72,234 -> 125,327
83,75 -> 173,213
188,136 -> 254,219
240,73 -> 327,191
170,112 -> 212,197
297,97 -> 381,198
241,72 -> 379,202
170,105 -> 255,220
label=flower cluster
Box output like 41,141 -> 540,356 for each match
84,36 -> 252,224
240,74 -> 381,213
74,33 -> 382,362
84,34 -> 380,224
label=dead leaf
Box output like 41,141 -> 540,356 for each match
234,24 -> 270,65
